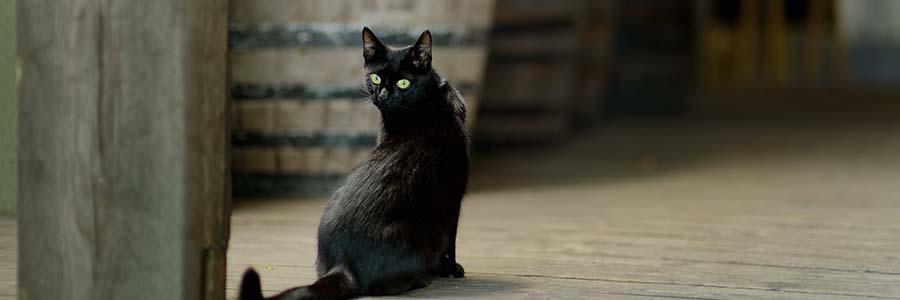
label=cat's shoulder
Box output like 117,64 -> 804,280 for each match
436,77 -> 466,124
435,76 -> 463,105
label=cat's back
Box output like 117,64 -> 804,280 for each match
322,132 -> 465,220
319,78 -> 469,234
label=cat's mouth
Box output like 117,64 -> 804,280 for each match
370,94 -> 385,106
369,88 -> 388,108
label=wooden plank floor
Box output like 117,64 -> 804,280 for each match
227,117 -> 900,299
2,116 -> 900,299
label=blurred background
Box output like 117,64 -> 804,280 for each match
222,1 -> 900,297
224,0 -> 900,199
4,1 -> 900,299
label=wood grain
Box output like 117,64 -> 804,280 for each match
16,0 -> 229,299
17,1 -> 99,298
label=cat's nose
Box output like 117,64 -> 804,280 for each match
378,88 -> 388,100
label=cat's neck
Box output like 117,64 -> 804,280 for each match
379,111 -> 462,143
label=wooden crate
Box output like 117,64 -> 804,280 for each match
229,0 -> 495,197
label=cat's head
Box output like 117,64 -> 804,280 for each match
361,27 -> 439,115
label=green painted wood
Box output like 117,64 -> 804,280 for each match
0,0 -> 14,216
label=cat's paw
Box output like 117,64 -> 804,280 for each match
439,262 -> 465,278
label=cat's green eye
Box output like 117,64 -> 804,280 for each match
369,74 -> 382,85
396,79 -> 411,89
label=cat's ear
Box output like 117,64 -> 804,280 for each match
410,30 -> 432,69
362,27 -> 386,61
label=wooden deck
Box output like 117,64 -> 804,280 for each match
4,116 -> 900,299
226,117 -> 900,299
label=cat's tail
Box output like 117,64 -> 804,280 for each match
239,267 -> 357,300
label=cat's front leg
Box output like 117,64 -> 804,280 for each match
439,253 -> 465,278
438,220 -> 465,278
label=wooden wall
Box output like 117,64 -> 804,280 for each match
17,0 -> 230,299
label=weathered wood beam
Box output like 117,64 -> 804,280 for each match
17,0 -> 229,299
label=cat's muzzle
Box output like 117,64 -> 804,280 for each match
377,88 -> 389,101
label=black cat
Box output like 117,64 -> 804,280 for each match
239,27 -> 469,300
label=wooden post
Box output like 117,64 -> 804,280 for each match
17,0 -> 229,299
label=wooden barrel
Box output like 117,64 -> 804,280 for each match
606,0 -> 693,114
229,0 -> 495,197
474,0 -> 585,147
573,0 -> 617,125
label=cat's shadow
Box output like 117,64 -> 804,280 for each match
360,275 -> 525,299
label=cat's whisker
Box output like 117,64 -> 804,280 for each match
352,100 -> 370,109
